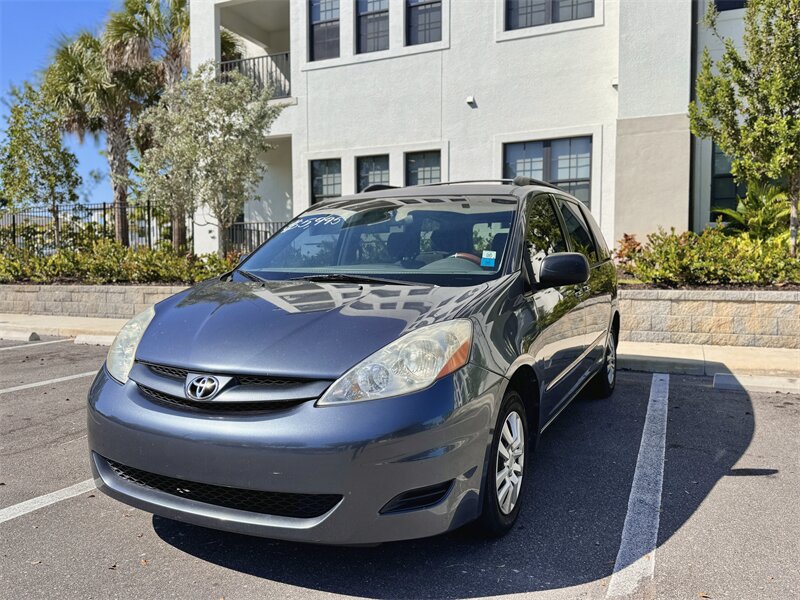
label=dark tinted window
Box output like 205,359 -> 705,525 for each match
310,0 -> 340,61
406,151 -> 441,185
526,194 -> 567,278
715,0 -> 746,11
357,155 -> 390,192
504,136 -> 591,207
506,0 -> 593,31
711,143 -> 746,218
578,202 -> 609,261
357,0 -> 389,53
310,159 -> 341,203
557,197 -> 598,263
407,0 -> 442,45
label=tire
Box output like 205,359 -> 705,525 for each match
589,329 -> 617,399
475,389 -> 528,538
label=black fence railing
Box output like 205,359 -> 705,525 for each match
0,202 -> 192,254
226,221 -> 288,253
218,53 -> 291,99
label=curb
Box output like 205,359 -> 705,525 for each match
0,327 -> 40,342
713,373 -> 800,395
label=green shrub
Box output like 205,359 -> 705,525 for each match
0,240 -> 236,284
623,228 -> 800,287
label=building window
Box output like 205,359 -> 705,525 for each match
503,136 -> 592,207
356,0 -> 389,54
309,0 -> 340,61
407,0 -> 442,46
310,159 -> 342,203
711,144 -> 746,216
505,0 -> 594,31
357,155 -> 390,191
714,1 -> 746,11
406,151 -> 441,186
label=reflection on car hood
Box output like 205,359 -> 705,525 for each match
135,278 -> 487,379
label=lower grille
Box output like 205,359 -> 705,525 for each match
137,384 -> 306,413
103,457 -> 342,519
379,480 -> 454,514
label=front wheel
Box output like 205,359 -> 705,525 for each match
589,330 -> 617,398
475,390 -> 528,538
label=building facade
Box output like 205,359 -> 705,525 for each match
189,0 -> 746,254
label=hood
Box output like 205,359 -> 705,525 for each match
135,278 -> 487,379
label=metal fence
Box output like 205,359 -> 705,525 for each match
218,53 -> 291,99
226,221 -> 288,253
0,202 -> 191,253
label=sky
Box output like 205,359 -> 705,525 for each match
0,0 -> 122,203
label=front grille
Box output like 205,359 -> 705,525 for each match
141,362 -> 307,387
138,384 -> 306,413
104,457 -> 342,519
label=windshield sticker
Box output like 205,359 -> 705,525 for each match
481,250 -> 497,268
284,215 -> 344,231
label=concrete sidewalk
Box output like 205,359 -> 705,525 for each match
0,312 -> 796,378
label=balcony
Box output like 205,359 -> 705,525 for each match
218,53 -> 291,99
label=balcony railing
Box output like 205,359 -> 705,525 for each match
218,53 -> 291,99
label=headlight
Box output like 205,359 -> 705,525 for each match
106,306 -> 155,384
317,319 -> 473,406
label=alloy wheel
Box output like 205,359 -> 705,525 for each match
495,410 -> 525,515
607,333 -> 617,386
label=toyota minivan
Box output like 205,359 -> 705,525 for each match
88,177 -> 619,544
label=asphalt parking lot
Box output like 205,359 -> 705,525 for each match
0,338 -> 797,600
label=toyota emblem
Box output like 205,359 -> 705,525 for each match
186,375 -> 220,400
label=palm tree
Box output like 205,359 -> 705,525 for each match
105,0 -> 242,248
44,32 -> 157,246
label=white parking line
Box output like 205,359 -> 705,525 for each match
0,479 -> 95,525
0,339 -> 73,352
606,373 -> 670,598
0,371 -> 97,395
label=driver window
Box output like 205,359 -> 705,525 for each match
526,194 -> 567,279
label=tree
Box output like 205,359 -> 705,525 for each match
135,63 -> 282,255
106,0 -> 243,248
689,0 -> 800,257
0,83 -> 82,247
43,31 -> 158,246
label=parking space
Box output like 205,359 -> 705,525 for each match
0,340 -> 797,600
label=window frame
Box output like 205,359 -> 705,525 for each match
505,0 -> 595,32
309,0 -> 341,62
405,150 -> 442,186
309,158 -> 342,204
356,154 -> 391,192
406,0 -> 443,46
356,0 -> 390,54
503,136 -> 592,208
714,0 -> 746,11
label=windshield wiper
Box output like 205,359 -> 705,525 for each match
235,268 -> 266,282
291,273 -> 419,286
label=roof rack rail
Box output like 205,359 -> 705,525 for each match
361,184 -> 398,193
415,179 -> 514,187
510,175 -> 561,190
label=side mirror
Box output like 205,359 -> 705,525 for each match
538,252 -> 590,289
237,252 -> 250,266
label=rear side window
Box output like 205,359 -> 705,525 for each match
556,197 -> 598,264
526,194 -> 567,278
578,203 -> 610,261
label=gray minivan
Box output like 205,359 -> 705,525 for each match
88,177 -> 619,544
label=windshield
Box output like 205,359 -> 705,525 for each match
240,196 -> 517,286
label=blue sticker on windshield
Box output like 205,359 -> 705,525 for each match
481,251 -> 497,267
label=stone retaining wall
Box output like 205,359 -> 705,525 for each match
0,284 -> 188,319
618,289 -> 799,349
0,284 -> 798,349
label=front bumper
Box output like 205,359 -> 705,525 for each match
87,364 -> 504,544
